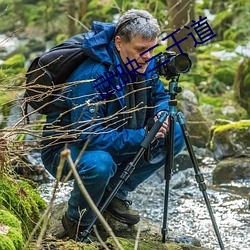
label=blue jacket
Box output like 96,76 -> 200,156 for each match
44,21 -> 170,156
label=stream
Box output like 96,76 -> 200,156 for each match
38,155 -> 250,250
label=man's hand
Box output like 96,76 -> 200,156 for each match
154,111 -> 169,139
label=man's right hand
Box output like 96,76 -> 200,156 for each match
154,112 -> 169,139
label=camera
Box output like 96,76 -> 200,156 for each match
156,51 -> 192,79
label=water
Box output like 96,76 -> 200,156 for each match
38,157 -> 250,250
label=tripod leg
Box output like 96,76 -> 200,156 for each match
162,114 -> 175,243
177,112 -> 225,250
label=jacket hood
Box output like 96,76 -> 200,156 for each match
82,21 -> 116,66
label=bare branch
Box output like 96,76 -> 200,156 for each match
63,148 -> 124,250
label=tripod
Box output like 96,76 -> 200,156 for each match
82,77 -> 225,250
162,77 -> 225,249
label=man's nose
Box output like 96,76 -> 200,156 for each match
141,51 -> 151,60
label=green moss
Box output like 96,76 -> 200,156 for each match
0,175 -> 47,239
0,209 -> 24,249
106,237 -> 207,250
0,209 -> 21,229
7,228 -> 24,249
199,95 -> 224,107
0,235 -> 16,250
209,120 -> 250,151
213,120 -> 250,133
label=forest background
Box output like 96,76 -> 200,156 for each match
0,0 -> 250,127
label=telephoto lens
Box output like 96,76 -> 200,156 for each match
156,51 -> 192,79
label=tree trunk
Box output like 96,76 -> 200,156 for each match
166,0 -> 195,54
78,0 -> 88,20
67,0 -> 76,36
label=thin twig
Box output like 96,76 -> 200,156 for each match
62,148 -> 124,250
93,225 -> 110,250
68,14 -> 90,31
134,220 -> 142,250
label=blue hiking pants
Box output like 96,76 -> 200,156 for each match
41,122 -> 185,226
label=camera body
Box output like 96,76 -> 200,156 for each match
156,51 -> 192,79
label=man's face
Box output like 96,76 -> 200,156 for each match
115,35 -> 157,74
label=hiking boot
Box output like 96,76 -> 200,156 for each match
61,213 -> 97,243
105,196 -> 140,225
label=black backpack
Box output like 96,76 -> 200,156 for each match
24,34 -> 86,115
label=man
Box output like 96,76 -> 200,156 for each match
41,9 -> 185,241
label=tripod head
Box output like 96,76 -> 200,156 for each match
168,76 -> 182,100
156,51 -> 192,100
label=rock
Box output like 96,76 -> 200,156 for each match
199,103 -> 213,117
221,105 -> 237,116
181,89 -> 198,105
44,201 -> 211,250
170,168 -> 193,189
213,157 -> 250,184
179,100 -> 211,148
209,120 -> 250,160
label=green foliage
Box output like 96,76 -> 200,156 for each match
199,95 -> 224,107
1,54 -> 25,69
55,33 -> 69,45
0,54 -> 26,85
234,57 -> 250,116
212,10 -> 234,41
217,40 -> 237,52
190,40 -> 241,95
201,0 -> 250,45
199,90 -> 248,121
213,67 -> 235,86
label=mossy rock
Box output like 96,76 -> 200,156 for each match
209,120 -> 250,160
0,209 -> 24,250
106,237 -> 210,250
28,237 -> 211,250
213,157 -> 250,184
44,202 -> 211,250
0,174 -> 47,239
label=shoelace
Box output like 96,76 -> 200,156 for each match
123,199 -> 132,209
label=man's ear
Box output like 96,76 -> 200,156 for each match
115,36 -> 122,51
